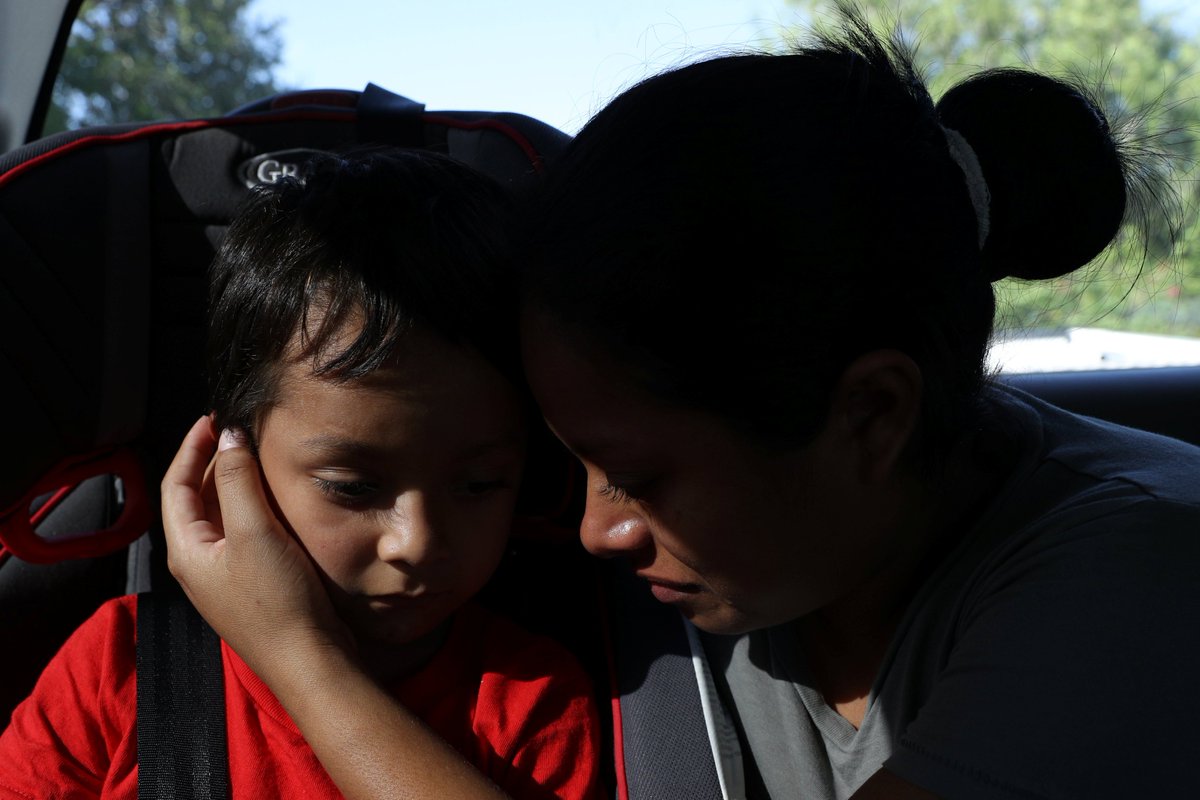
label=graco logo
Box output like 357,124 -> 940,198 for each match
239,149 -> 327,189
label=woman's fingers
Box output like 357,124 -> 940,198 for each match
207,429 -> 319,602
210,427 -> 290,555
164,420 -> 353,661
161,415 -> 224,551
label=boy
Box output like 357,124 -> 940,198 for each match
0,150 -> 601,799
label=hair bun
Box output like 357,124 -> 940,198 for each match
936,70 -> 1127,282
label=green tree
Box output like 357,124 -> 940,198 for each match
784,0 -> 1200,336
44,0 -> 284,134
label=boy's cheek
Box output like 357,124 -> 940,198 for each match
260,480 -> 299,539
263,482 -> 355,571
254,453 -> 308,538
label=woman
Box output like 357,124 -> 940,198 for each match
163,11 -> 1200,799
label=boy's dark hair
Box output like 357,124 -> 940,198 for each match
523,8 -> 1137,464
207,148 -> 515,441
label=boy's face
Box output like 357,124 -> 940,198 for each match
256,326 -> 525,664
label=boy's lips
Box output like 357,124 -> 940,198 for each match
366,591 -> 443,608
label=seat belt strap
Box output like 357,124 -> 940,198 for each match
609,564 -> 724,799
136,591 -> 230,800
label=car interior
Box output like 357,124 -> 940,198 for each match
2,2 -> 1198,799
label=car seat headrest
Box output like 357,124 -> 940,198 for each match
0,85 -> 572,560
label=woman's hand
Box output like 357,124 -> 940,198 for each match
160,415 -> 354,674
161,415 -> 510,800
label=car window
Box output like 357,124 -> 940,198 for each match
45,0 -> 1200,373
44,0 -> 285,131
46,0 -> 790,135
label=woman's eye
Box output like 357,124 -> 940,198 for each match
597,474 -> 654,504
313,478 -> 378,503
597,482 -> 632,503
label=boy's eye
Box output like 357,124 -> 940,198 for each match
313,477 -> 379,503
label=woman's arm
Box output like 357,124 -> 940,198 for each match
251,634 -> 510,800
161,416 -> 509,800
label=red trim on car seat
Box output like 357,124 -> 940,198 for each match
0,447 -> 150,564
0,111 -> 356,190
28,484 -> 73,527
1,109 -> 549,192
598,575 -> 631,800
422,113 -> 548,174
1,102 -> 553,566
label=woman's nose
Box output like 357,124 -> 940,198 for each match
377,491 -> 445,566
579,488 -> 652,558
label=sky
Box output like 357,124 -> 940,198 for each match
249,0 -> 823,133
250,0 -> 1200,135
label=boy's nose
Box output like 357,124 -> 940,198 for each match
377,491 -> 446,567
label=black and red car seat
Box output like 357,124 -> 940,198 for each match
0,84 -> 726,799
0,79 -> 566,695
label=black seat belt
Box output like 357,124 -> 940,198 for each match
136,590 -> 230,800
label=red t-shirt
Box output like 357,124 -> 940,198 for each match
0,596 -> 601,800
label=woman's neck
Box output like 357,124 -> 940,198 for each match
794,429 -> 1015,728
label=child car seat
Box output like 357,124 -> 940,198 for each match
0,79 -> 570,710
0,83 -> 727,799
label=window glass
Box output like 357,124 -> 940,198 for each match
48,0 -> 1200,372
46,0 -> 285,132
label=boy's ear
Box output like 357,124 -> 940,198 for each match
826,350 -> 923,484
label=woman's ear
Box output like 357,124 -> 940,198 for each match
826,350 -> 923,484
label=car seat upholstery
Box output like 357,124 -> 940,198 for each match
0,84 -> 734,798
0,82 -> 571,705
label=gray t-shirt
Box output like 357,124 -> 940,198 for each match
700,386 -> 1200,799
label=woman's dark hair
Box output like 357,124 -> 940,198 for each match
523,9 -> 1135,461
207,148 -> 515,442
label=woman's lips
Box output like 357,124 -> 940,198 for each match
639,574 -> 702,604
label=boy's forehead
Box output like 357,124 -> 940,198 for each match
287,298 -> 364,359
262,345 -> 527,468
273,321 -> 517,410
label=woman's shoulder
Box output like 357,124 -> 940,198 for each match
878,400 -> 1200,794
955,388 -> 1200,599
987,383 -> 1200,511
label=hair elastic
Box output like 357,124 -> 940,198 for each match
942,126 -> 991,249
